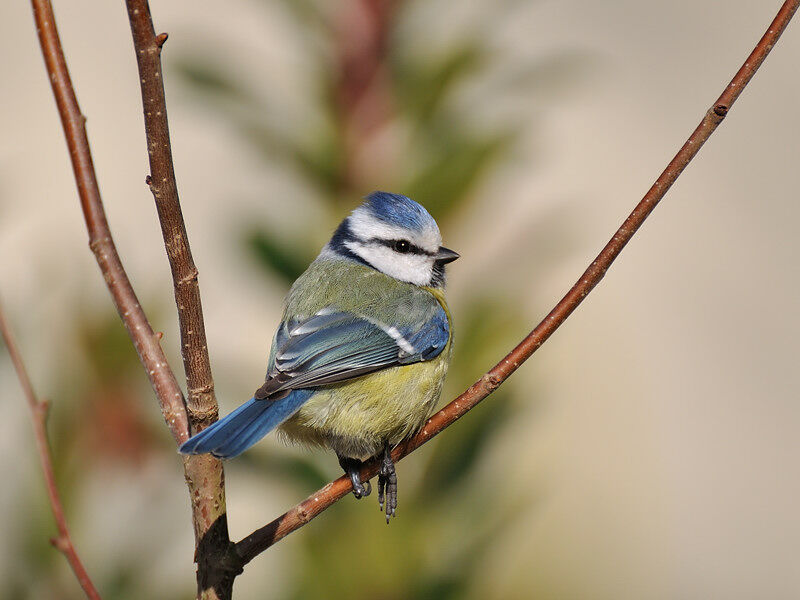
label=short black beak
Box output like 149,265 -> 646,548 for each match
435,246 -> 460,264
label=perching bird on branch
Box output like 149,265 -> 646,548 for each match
180,192 -> 458,521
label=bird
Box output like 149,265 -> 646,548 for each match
179,191 -> 458,521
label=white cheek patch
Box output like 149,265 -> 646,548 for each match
345,241 -> 433,286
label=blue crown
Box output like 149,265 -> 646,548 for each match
363,191 -> 436,233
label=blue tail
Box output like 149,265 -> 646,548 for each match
178,390 -> 313,459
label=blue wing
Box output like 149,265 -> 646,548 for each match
257,305 -> 450,396
180,305 -> 449,459
178,390 -> 313,459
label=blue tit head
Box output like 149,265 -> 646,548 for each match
324,191 -> 459,288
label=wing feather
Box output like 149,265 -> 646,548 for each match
258,305 -> 449,398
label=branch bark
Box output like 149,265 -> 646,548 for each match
123,3 -> 231,598
31,1 -> 231,598
0,302 -> 102,600
30,0 -> 187,441
28,0 -> 800,594
124,0 -> 218,432
231,0 -> 800,566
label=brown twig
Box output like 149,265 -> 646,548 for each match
28,0 -> 800,592
124,3 -> 231,599
30,0 -> 188,443
125,0 -> 219,433
232,0 -> 800,564
0,302 -> 102,600
31,1 -> 231,598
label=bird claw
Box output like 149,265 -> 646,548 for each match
339,447 -> 396,520
338,455 -> 371,499
353,479 -> 371,499
377,444 -> 397,522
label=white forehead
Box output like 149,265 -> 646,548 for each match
348,205 -> 442,251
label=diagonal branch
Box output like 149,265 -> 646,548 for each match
30,0 -> 187,442
0,302 -> 102,600
31,1 -> 230,598
232,0 -> 800,566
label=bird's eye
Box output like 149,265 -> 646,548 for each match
393,239 -> 411,253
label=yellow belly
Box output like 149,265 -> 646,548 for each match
279,286 -> 452,460
278,354 -> 449,460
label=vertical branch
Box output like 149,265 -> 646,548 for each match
123,2 -> 232,599
30,0 -> 231,597
26,0 -> 800,594
124,1 -> 218,431
0,302 -> 102,600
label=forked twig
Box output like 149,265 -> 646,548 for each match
27,0 -> 800,593
0,303 -> 102,600
30,1 -> 230,597
30,0 -> 188,442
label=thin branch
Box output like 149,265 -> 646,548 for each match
30,0 -> 188,443
233,0 -> 800,565
125,0 -> 219,432
123,3 -> 231,599
30,2 -> 230,597
0,302 -> 102,600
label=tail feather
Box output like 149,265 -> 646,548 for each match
178,390 -> 313,459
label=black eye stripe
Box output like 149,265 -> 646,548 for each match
370,238 -> 433,256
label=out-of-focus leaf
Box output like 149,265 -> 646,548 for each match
499,51 -> 594,98
160,6 -> 565,600
173,59 -> 256,107
175,59 -> 350,197
73,311 -> 164,464
245,229 -> 312,283
450,298 -> 528,379
104,566 -> 139,600
232,108 -> 348,198
411,575 -> 470,600
393,42 -> 486,125
404,131 -> 514,220
286,126 -> 348,198
423,390 -> 512,498
18,494 -> 58,583
236,451 -> 331,491
272,0 -> 328,32
289,496 -> 442,600
420,297 -> 524,496
78,310 -> 144,379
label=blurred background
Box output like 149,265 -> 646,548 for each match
2,0 -> 799,598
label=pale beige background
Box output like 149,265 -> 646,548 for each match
1,1 -> 798,598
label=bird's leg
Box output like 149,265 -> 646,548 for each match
377,442 -> 397,522
338,455 -> 371,499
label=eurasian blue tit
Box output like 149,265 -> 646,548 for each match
180,191 -> 458,520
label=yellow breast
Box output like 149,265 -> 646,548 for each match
279,287 -> 453,460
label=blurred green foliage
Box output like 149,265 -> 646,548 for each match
171,2 -> 552,598
8,1 -> 584,599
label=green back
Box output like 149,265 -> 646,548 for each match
266,257 -> 447,371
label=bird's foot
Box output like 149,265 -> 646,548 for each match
377,443 -> 397,523
338,455 -> 371,499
